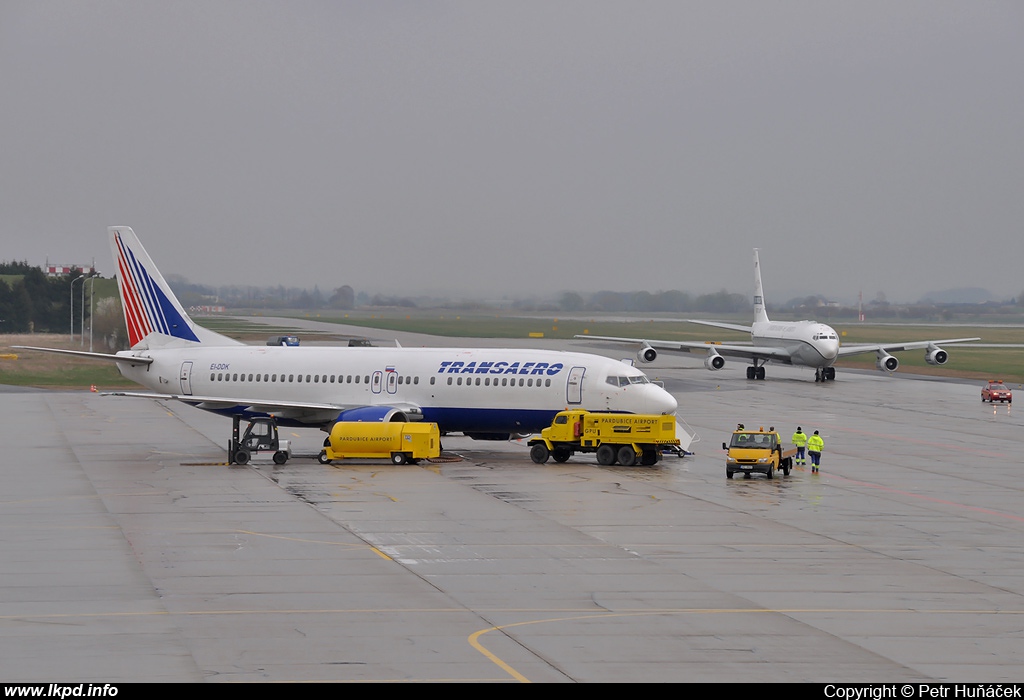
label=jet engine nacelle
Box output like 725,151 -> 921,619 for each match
335,406 -> 409,423
925,345 -> 948,366
636,343 -> 658,364
704,349 -> 725,371
876,352 -> 899,373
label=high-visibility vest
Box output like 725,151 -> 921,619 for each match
792,432 -> 807,447
808,435 -> 824,452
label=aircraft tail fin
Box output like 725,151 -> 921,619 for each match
109,226 -> 241,349
753,248 -> 770,325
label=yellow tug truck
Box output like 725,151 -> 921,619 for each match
723,426 -> 796,479
528,410 -> 681,466
318,422 -> 441,465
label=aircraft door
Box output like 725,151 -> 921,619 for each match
386,370 -> 398,394
179,361 -> 194,396
566,366 -> 586,404
371,370 -> 383,394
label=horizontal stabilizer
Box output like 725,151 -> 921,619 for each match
12,346 -> 153,366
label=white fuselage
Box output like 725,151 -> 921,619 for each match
116,345 -> 678,433
751,320 -> 841,368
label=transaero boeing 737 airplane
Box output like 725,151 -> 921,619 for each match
18,227 -> 677,444
578,249 -> 980,382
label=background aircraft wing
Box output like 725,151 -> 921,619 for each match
576,335 -> 795,363
685,319 -> 754,333
837,337 -> 981,357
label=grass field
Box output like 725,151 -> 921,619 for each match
3,312 -> 1022,389
0,334 -> 137,390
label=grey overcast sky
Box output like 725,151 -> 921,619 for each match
2,1 -> 1022,303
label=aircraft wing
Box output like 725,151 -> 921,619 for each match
685,319 -> 754,333
837,337 -> 981,357
576,335 -> 796,363
101,390 -> 423,425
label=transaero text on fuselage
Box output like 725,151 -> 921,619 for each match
437,361 -> 565,375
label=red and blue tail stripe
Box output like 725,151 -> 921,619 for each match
113,230 -> 200,347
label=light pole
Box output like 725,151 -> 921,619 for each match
86,275 -> 97,352
70,275 -> 85,342
81,274 -> 87,345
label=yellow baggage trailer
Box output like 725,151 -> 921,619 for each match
318,422 -> 441,465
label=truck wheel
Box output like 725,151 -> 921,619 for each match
530,444 -> 550,464
617,446 -> 637,467
640,449 -> 658,466
596,444 -> 616,465
766,465 -> 774,479
234,450 -> 250,465
726,469 -> 734,479
552,448 -> 572,463
317,450 -> 331,465
391,452 -> 408,465
273,451 -> 288,465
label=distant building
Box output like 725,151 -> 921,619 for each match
44,259 -> 96,277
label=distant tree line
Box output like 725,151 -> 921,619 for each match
537,289 -> 749,314
0,261 -> 73,333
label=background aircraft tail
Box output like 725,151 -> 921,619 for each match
753,248 -> 770,324
109,226 -> 242,349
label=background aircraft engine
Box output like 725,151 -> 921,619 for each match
876,352 -> 899,373
637,343 -> 658,364
705,349 -> 725,371
925,346 -> 948,365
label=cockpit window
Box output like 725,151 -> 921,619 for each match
606,374 -> 650,387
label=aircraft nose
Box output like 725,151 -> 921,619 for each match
648,385 -> 678,414
823,339 -> 840,361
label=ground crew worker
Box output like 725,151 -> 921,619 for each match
791,427 -> 808,466
807,430 -> 824,473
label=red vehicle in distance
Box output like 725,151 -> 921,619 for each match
982,380 -> 1012,403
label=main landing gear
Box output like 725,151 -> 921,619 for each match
815,367 -> 836,383
746,364 -> 766,380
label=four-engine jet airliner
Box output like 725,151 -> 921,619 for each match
577,249 -> 980,382
18,227 -> 677,442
